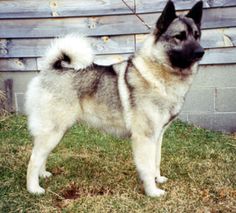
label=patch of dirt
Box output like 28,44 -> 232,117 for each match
217,188 -> 236,199
51,167 -> 65,175
200,187 -> 236,205
61,183 -> 113,199
54,182 -> 114,209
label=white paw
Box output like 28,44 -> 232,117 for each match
39,171 -> 52,178
27,185 -> 45,195
155,176 -> 168,184
145,187 -> 166,197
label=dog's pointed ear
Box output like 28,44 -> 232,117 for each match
186,1 -> 203,26
155,1 -> 177,38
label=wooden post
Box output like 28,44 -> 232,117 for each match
4,79 -> 14,112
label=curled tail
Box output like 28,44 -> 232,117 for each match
43,34 -> 94,71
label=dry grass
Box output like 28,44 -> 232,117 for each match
0,115 -> 235,212
0,89 -> 9,120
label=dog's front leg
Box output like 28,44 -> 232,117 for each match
132,134 -> 165,197
155,129 -> 168,184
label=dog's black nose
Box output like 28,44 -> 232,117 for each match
193,47 -> 205,59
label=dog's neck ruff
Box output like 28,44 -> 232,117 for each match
132,56 -> 168,97
133,55 -> 194,84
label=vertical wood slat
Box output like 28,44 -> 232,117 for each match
4,79 -> 14,112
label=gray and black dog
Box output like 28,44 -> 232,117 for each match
25,0 -> 204,197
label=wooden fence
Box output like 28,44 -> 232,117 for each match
0,0 -> 236,73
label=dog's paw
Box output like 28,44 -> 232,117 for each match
155,176 -> 168,184
145,188 -> 166,197
27,185 -> 45,195
39,171 -> 52,178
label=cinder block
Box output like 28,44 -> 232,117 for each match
188,113 -> 236,133
0,72 -> 38,93
15,93 -> 25,113
215,88 -> 236,112
0,72 -> 37,114
193,65 -> 236,88
182,88 -> 214,112
178,113 -> 188,122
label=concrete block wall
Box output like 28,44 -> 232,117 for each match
180,64 -> 236,132
0,64 -> 235,133
0,72 -> 37,113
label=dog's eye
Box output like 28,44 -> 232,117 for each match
194,31 -> 200,39
174,31 -> 186,41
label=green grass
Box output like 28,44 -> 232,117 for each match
0,115 -> 235,212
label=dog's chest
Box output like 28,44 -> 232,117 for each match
166,101 -> 182,124
164,86 -> 187,120
142,85 -> 187,127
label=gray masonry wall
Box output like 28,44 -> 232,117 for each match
181,65 -> 236,132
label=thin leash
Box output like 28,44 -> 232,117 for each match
121,0 -> 152,31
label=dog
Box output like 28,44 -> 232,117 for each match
25,0 -> 204,197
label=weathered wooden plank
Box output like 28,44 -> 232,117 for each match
0,0 -> 134,18
98,48 -> 236,65
0,0 -> 50,19
136,0 -> 236,13
141,7 -> 236,30
91,35 -> 135,54
92,48 -> 236,65
37,54 -> 132,69
36,47 -> 236,70
1,7 -> 236,39
0,0 -> 235,19
201,7 -> 236,29
2,46 -> 235,72
1,28 -> 236,59
136,28 -> 236,49
0,36 -> 135,58
202,28 -> 236,48
201,47 -> 236,65
95,54 -> 131,65
0,58 -> 37,71
0,15 -> 147,38
0,39 -> 51,58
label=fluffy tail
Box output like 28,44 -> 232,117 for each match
43,34 -> 94,71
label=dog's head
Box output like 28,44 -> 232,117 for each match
148,0 -> 204,71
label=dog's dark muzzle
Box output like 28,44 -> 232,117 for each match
168,43 -> 205,69
193,46 -> 205,60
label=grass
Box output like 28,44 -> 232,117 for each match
0,89 -> 9,118
0,115 -> 235,212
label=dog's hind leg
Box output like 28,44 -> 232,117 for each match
155,130 -> 168,184
27,130 -> 65,194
